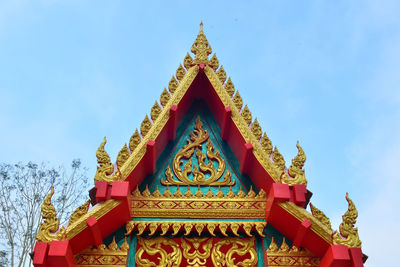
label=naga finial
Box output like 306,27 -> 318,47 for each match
36,187 -> 66,242
282,141 -> 307,186
191,22 -> 212,65
94,137 -> 114,181
333,193 -> 362,248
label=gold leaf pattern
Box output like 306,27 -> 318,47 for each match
168,76 -> 179,94
117,144 -> 129,167
209,54 -> 219,71
232,91 -> 243,110
283,141 -> 307,186
160,88 -> 171,107
224,77 -> 235,97
272,147 -> 285,173
217,65 -> 227,84
184,52 -> 193,70
129,129 -> 141,153
310,203 -> 332,231
176,64 -> 186,81
140,115 -> 152,137
333,193 -> 362,248
68,200 -> 90,227
261,132 -> 273,156
251,118 -> 262,141
94,137 -> 114,182
241,105 -> 252,126
191,22 -> 212,65
150,101 -> 162,122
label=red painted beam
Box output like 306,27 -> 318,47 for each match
47,241 -> 75,267
319,244 -> 351,267
239,142 -> 254,175
220,106 -> 232,141
168,105 -> 178,141
86,217 -> 102,247
292,184 -> 308,207
293,219 -> 312,248
33,242 -> 49,267
349,248 -> 364,267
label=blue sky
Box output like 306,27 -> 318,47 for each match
1,1 -> 399,265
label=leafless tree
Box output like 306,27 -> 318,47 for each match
0,160 -> 89,267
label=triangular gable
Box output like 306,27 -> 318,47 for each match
33,23 -> 365,267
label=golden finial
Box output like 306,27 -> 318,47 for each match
209,54 -> 219,71
216,186 -> 224,197
236,187 -> 246,198
129,129 -> 141,153
184,53 -> 193,70
256,188 -> 267,199
195,186 -> 204,197
261,133 -> 273,156
217,65 -> 227,84
333,193 -> 362,248
132,186 -> 141,198
283,141 -> 307,186
150,101 -> 162,121
191,22 -> 212,65
176,64 -> 186,81
268,238 -> 279,252
272,147 -> 285,173
160,88 -> 171,107
173,186 -> 183,197
251,118 -> 262,141
109,236 -> 118,250
140,115 -> 152,137
67,200 -> 90,227
224,78 -> 235,97
163,185 -> 172,197
37,187 -> 66,242
152,185 -> 161,197
142,185 -> 151,197
205,186 -> 214,197
120,238 -> 129,251
310,203 -> 332,231
168,76 -> 179,94
233,91 -> 243,110
241,105 -> 252,125
95,137 -> 114,181
117,144 -> 129,167
246,186 -> 256,198
184,186 -> 194,197
226,186 -> 235,198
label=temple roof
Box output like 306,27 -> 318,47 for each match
35,23 -> 364,265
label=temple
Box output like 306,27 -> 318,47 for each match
33,23 -> 366,267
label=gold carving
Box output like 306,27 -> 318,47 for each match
94,137 -> 114,182
168,75 -> 179,94
129,129 -> 141,153
241,105 -> 252,126
182,238 -> 212,266
266,237 -> 320,266
75,237 -> 129,266
217,65 -> 227,84
176,64 -> 186,81
150,101 -> 162,122
125,220 -> 266,237
117,144 -> 129,167
272,147 -> 285,173
140,115 -> 152,137
232,91 -> 243,110
211,238 -> 258,267
261,132 -> 273,156
309,203 -> 332,232
191,22 -> 212,65
161,116 -> 235,186
283,141 -> 307,186
209,54 -> 219,71
37,187 -> 66,242
251,118 -> 262,141
224,77 -> 235,98
68,200 -> 90,228
184,52 -> 194,70
333,193 -> 362,248
160,88 -> 171,107
135,237 -> 182,267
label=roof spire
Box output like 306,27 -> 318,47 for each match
191,21 -> 212,65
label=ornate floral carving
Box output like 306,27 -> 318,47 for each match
272,146 -> 285,173
160,88 -> 171,107
184,52 -> 193,70
209,54 -> 219,71
129,129 -> 141,153
140,115 -> 152,137
224,77 -> 235,97
68,200 -> 90,228
251,118 -> 262,141
309,203 -> 332,232
117,144 -> 129,167
261,132 -> 273,156
191,22 -> 212,65
211,238 -> 258,267
232,91 -> 243,110
176,64 -> 186,81
94,137 -> 114,182
241,105 -> 252,126
135,237 -> 182,267
217,66 -> 227,84
150,101 -> 162,121
282,141 -> 307,186
333,193 -> 362,248
37,187 -> 67,242
161,116 -> 235,186
168,76 -> 179,94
